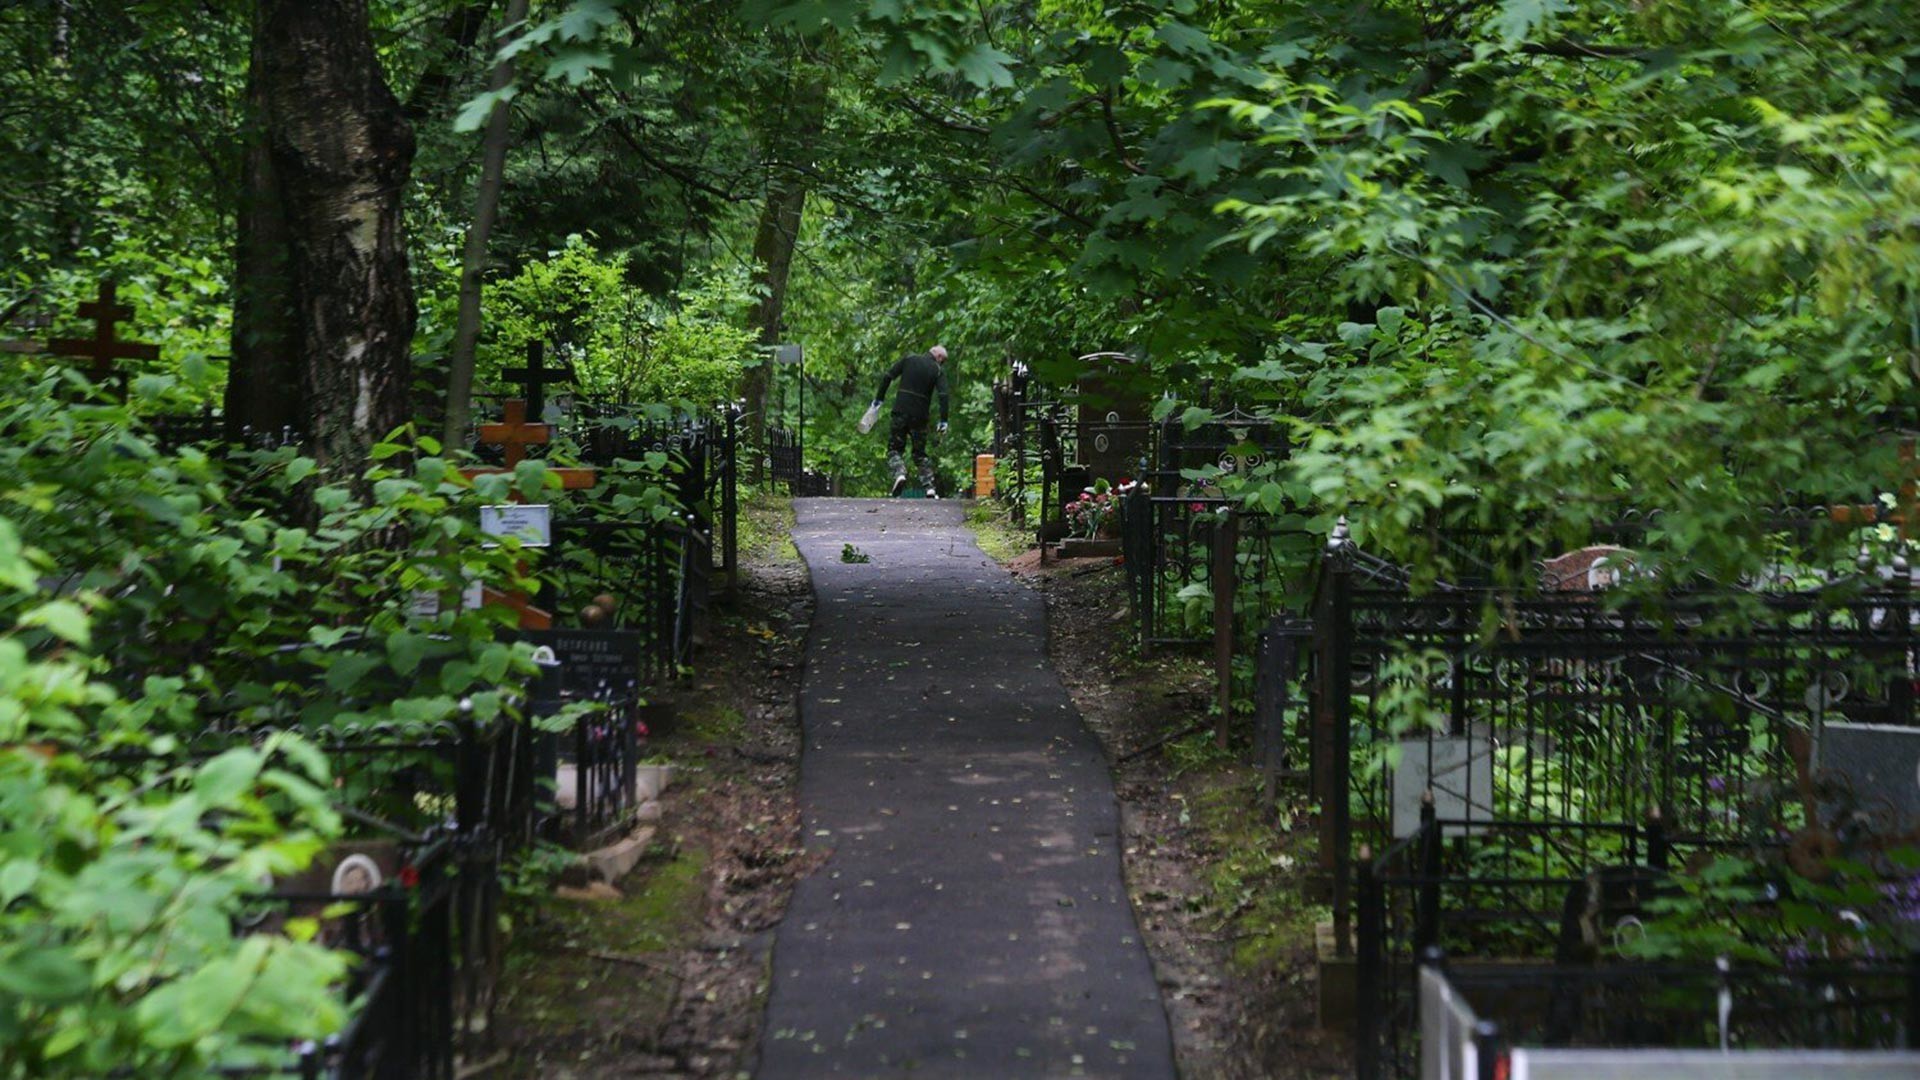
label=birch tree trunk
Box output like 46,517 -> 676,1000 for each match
253,0 -> 417,475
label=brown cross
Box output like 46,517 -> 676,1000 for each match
1830,438 -> 1917,541
476,398 -> 549,468
47,281 -> 158,396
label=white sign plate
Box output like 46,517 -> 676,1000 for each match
1392,736 -> 1496,837
479,504 -> 552,548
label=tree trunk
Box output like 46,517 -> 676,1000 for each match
443,0 -> 530,450
225,3 -> 300,442
741,176 -> 808,466
255,0 -> 417,475
742,71 -> 827,476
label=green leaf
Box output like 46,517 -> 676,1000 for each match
20,600 -> 90,647
453,86 -> 518,133
0,946 -> 90,1002
195,747 -> 265,806
546,47 -> 613,86
387,630 -> 431,677
323,652 -> 382,694
953,43 -> 1014,88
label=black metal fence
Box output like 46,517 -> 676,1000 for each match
1311,534 -> 1917,955
563,402 -> 739,592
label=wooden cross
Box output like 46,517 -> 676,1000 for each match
504,340 -> 573,420
1830,438 -> 1917,541
461,398 -> 598,630
477,398 -> 549,468
47,281 -> 158,396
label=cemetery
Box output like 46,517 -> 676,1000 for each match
5,3 -> 1920,1079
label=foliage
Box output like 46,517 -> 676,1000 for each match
0,516 -> 348,1075
483,235 -> 753,408
0,360 -> 580,1071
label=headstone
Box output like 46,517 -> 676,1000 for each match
1817,721 -> 1920,830
522,628 -> 645,691
1075,356 -> 1150,483
1541,545 -> 1633,591
1392,737 -> 1495,837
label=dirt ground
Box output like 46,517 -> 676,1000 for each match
488,498 -> 1346,1079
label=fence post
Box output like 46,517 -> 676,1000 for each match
1646,807 -> 1668,872
1356,845 -> 1381,1080
1213,508 -> 1238,750
1472,1020 -> 1503,1080
1327,520 -> 1357,956
723,404 -> 739,594
1256,626 -> 1278,806
1417,794 -> 1441,953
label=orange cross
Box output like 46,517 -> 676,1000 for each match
476,398 -> 548,467
460,397 -> 599,629
48,281 -> 158,396
1831,438 -> 1917,541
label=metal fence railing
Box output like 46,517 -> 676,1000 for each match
1415,951 -> 1920,1080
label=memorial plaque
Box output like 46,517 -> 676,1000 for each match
1392,736 -> 1496,837
1818,721 -> 1920,829
480,503 -> 552,547
523,628 -> 645,690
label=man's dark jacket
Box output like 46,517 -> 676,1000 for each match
874,352 -> 950,425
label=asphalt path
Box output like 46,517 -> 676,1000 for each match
757,499 -> 1175,1079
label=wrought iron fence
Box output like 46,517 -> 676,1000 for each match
1309,530 -> 1918,956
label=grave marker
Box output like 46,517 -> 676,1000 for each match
522,628 -> 645,690
503,340 -> 573,420
1074,352 -> 1150,484
46,280 -> 158,397
1817,721 -> 1920,831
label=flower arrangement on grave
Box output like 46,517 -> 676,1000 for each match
1065,477 -> 1118,539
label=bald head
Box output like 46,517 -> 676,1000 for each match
930,345 -> 948,363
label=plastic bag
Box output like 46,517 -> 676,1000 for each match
857,401 -> 882,434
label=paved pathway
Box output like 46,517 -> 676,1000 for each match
758,500 -> 1176,1078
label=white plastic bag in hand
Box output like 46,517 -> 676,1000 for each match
857,401 -> 882,434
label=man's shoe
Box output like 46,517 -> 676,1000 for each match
890,474 -> 907,497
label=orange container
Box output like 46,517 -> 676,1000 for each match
973,454 -> 997,498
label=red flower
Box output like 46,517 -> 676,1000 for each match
1189,501 -> 1205,513
398,864 -> 421,889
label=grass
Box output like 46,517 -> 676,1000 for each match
740,488 -> 801,564
502,845 -> 710,1032
1185,771 -> 1327,971
964,498 -> 1033,563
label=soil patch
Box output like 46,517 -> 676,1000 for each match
489,495 -> 816,1079
1001,537 -> 1348,1079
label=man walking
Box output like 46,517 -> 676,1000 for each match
871,344 -> 950,496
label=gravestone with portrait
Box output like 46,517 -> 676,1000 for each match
1074,359 -> 1151,485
